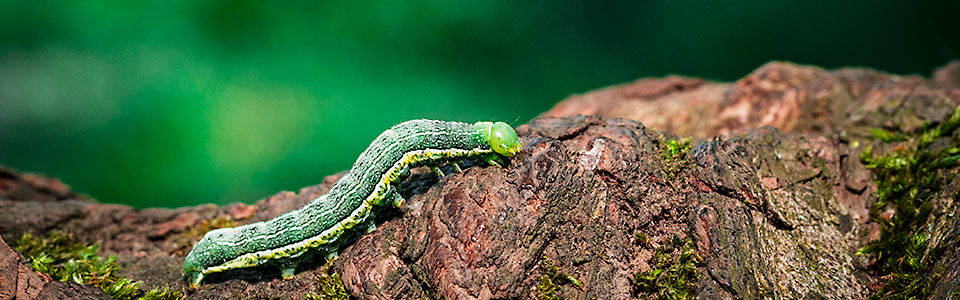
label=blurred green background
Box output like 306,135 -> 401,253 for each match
1,1 -> 957,208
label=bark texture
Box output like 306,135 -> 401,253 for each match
1,61 -> 959,299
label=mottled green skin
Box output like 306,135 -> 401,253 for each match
183,119 -> 521,287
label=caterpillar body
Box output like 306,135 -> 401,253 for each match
183,119 -> 521,287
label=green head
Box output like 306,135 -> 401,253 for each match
475,121 -> 522,157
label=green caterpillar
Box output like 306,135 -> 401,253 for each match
183,119 -> 521,288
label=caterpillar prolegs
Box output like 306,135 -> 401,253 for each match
183,119 -> 521,287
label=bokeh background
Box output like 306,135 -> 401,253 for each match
1,1 -> 957,208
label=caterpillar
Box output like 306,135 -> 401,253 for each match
183,119 -> 522,288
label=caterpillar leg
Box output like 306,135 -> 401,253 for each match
451,161 -> 463,173
186,271 -> 204,288
326,250 -> 339,261
431,166 -> 445,177
484,154 -> 506,168
277,260 -> 299,280
380,185 -> 405,208
389,190 -> 406,208
365,222 -> 377,233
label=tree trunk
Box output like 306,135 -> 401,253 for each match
1,61 -> 959,299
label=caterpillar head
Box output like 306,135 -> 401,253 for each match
183,227 -> 236,288
475,121 -> 521,157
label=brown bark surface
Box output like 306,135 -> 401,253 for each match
1,61 -> 959,299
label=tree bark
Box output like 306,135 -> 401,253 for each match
1,61 -> 958,299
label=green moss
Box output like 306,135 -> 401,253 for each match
660,137 -> 692,180
304,259 -> 349,300
631,237 -> 701,300
536,257 -> 581,300
869,128 -> 908,143
857,106 -> 960,299
661,138 -> 692,161
15,231 -> 181,300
